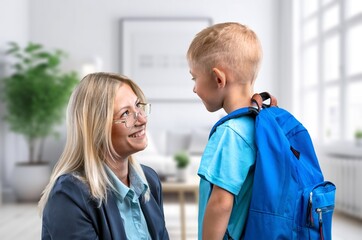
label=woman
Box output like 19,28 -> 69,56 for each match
38,72 -> 169,240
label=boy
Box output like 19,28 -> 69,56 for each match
186,22 -> 263,239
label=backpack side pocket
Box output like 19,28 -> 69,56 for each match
304,181 -> 336,240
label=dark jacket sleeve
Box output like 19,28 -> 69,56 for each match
42,174 -> 103,240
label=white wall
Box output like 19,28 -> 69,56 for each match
28,0 -> 279,94
0,0 -> 289,200
27,0 -> 281,141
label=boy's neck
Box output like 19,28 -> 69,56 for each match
223,84 -> 253,113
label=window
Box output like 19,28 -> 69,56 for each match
297,0 -> 362,143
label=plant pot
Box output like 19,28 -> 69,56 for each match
176,168 -> 188,182
11,163 -> 51,202
356,138 -> 362,147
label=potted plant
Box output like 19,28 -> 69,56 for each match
1,42 -> 78,201
173,150 -> 190,182
355,129 -> 362,146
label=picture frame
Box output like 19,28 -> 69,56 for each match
119,17 -> 212,101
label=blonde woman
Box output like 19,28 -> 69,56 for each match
39,72 -> 169,240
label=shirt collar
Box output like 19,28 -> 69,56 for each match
104,163 -> 148,201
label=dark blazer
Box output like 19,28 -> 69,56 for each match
42,165 -> 169,240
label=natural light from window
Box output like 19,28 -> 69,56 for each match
297,0 -> 362,144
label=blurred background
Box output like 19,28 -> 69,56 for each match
0,0 -> 361,239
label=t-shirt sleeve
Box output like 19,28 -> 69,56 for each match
197,124 -> 255,195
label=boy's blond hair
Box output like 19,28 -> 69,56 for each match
187,22 -> 262,84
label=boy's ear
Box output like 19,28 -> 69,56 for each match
212,67 -> 226,88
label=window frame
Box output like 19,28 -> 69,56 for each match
297,0 -> 362,144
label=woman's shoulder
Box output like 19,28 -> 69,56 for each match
140,165 -> 161,187
141,164 -> 157,175
141,165 -> 159,180
51,172 -> 90,196
55,172 -> 85,184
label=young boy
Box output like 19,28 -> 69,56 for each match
186,22 -> 263,240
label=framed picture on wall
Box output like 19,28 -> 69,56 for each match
120,17 -> 212,101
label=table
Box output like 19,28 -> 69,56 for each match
162,177 -> 199,240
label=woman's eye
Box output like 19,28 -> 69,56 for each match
120,110 -> 130,118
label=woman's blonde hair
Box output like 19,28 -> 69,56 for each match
187,22 -> 263,84
38,72 -> 150,214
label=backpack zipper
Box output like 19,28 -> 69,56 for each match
306,186 -> 335,228
315,205 -> 334,240
307,192 -> 314,227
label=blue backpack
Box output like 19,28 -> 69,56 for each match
209,92 -> 336,240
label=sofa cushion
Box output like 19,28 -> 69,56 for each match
188,128 -> 209,155
165,130 -> 191,156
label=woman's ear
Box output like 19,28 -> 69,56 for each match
212,67 -> 226,88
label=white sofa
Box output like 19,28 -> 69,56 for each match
134,128 -> 210,180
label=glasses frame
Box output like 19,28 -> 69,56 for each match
113,103 -> 151,128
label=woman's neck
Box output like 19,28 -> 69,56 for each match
105,157 -> 129,186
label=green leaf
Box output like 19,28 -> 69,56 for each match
1,41 -> 79,163
25,42 -> 43,53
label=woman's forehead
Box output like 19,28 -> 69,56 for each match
114,84 -> 138,108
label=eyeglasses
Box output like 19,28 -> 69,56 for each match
113,103 -> 151,128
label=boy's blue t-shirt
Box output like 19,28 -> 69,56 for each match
197,115 -> 256,240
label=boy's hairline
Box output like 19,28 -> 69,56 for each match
187,22 -> 263,84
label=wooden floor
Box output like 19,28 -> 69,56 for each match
0,203 -> 361,240
0,204 -> 42,240
0,203 -> 197,240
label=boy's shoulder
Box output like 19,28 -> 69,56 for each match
210,115 -> 255,147
216,114 -> 254,135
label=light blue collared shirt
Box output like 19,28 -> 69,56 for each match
105,164 -> 151,240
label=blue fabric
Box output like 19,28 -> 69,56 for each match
42,165 -> 169,240
203,100 -> 336,239
105,164 -> 151,240
198,114 -> 256,240
241,106 -> 336,240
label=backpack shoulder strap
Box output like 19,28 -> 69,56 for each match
251,92 -> 278,111
208,92 -> 278,139
209,107 -> 256,139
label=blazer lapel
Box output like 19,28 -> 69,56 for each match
140,194 -> 167,240
103,192 -> 127,240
